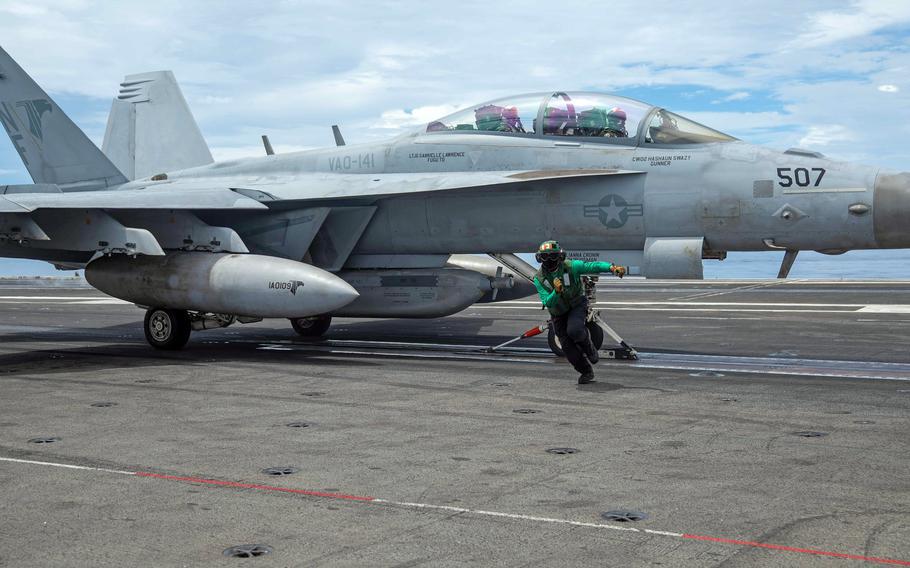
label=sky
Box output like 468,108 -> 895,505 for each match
0,0 -> 909,277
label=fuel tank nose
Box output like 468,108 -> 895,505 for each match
85,253 -> 359,318
309,268 -> 361,313
873,171 -> 910,248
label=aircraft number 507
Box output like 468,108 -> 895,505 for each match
777,167 -> 826,188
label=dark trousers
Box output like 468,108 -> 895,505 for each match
552,299 -> 594,374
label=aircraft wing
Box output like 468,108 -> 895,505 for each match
2,185 -> 269,212
0,195 -> 29,212
0,183 -> 269,261
4,168 -> 638,210
0,168 -> 641,268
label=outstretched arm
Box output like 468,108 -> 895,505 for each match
571,260 -> 626,277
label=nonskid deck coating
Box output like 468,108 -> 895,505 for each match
0,282 -> 908,566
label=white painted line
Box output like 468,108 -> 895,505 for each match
596,280 -> 910,285
643,529 -> 687,537
494,301 -> 870,307
484,301 -> 910,314
0,456 -> 136,476
256,342 -> 910,382
0,296 -> 111,300
2,455 -> 906,565
669,280 -> 791,301
637,362 -> 910,382
258,345 -> 552,365
858,305 -> 910,313
0,299 -> 130,305
372,499 -> 651,533
668,316 -> 766,321
471,306 -> 855,313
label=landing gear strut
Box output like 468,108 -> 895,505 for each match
144,308 -> 191,350
290,315 -> 332,338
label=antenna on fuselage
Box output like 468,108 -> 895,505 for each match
261,135 -> 275,156
332,125 -> 346,147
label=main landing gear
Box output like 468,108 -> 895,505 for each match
141,309 -> 333,349
144,308 -> 192,350
289,315 -> 332,338
140,307 -> 330,349
143,308 -> 256,350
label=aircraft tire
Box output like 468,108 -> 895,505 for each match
547,321 -> 604,357
144,308 -> 191,350
290,315 -> 332,338
547,327 -> 564,357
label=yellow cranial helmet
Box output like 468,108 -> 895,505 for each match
537,240 -> 562,254
535,240 -> 565,265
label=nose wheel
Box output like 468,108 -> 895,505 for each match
144,308 -> 191,350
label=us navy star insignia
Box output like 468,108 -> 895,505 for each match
583,194 -> 644,229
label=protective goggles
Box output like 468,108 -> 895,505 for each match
536,251 -> 563,262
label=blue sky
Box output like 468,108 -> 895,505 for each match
1,0 -> 909,276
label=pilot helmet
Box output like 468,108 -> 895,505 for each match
536,240 -> 566,271
606,107 -> 627,132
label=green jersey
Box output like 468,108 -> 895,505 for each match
533,259 -> 614,316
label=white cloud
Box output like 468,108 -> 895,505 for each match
725,92 -> 751,101
209,144 -> 313,162
712,91 -> 751,104
373,104 -> 465,130
192,95 -> 233,105
0,0 -> 909,174
878,84 -> 900,93
681,111 -> 793,134
791,0 -> 910,48
799,125 -> 853,147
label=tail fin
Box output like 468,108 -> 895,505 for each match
102,71 -> 213,180
0,46 -> 128,191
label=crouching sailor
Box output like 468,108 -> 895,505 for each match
533,240 -> 626,384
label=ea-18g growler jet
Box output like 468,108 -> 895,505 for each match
1,46 -> 907,349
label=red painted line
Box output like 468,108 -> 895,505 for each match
683,534 -> 910,566
135,472 -> 375,502
134,469 -> 910,566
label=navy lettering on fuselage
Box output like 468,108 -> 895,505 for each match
328,153 -> 375,171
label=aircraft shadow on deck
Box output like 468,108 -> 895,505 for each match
0,339 -> 383,379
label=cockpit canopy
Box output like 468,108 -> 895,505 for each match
424,92 -> 735,145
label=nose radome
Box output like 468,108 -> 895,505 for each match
873,171 -> 910,248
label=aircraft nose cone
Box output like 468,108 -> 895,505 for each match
873,171 -> 910,248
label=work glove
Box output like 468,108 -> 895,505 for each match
553,278 -> 564,294
610,265 -> 626,278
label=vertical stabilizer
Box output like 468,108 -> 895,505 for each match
0,46 -> 128,191
102,71 -> 213,180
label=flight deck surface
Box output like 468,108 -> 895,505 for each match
1,280 -> 909,567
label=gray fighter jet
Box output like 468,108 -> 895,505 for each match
1,46 -> 906,349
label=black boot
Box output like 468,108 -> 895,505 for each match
582,330 -> 599,365
578,371 -> 595,384
586,344 -> 599,365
